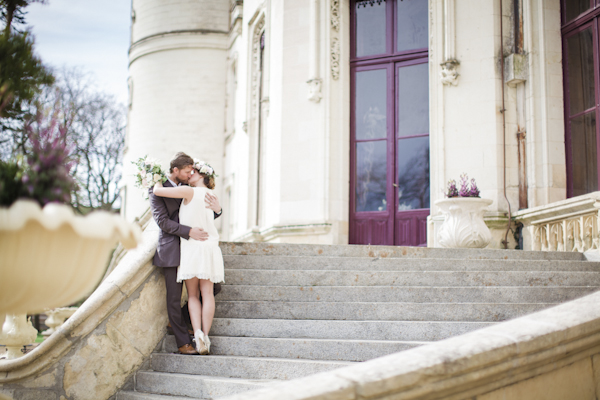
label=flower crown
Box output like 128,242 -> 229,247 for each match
193,159 -> 218,179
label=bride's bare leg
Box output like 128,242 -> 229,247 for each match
199,279 -> 215,336
185,278 -> 202,333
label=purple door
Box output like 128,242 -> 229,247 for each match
350,0 -> 429,246
562,0 -> 600,197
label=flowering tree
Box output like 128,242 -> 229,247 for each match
1,68 -> 125,212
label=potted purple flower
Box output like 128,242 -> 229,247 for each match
436,173 -> 492,248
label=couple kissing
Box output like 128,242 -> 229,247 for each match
149,152 -> 224,356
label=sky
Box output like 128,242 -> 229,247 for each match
26,0 -> 131,105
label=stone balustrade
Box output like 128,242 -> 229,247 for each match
41,307 -> 79,337
513,192 -> 600,253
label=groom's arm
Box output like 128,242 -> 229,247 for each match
149,188 -> 191,240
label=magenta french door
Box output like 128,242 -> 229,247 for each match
562,0 -> 600,197
349,0 -> 429,246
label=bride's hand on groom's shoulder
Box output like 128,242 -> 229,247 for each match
190,227 -> 209,241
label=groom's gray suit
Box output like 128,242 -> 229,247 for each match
149,180 -> 221,348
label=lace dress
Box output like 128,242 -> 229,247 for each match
177,187 -> 224,283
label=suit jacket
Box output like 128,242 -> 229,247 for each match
149,180 -> 222,267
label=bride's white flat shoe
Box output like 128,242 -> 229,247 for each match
193,329 -> 208,355
203,333 -> 211,354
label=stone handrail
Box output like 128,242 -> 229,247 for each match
514,192 -> 600,252
0,208 -> 162,394
221,289 -> 600,400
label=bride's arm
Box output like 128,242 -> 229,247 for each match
153,182 -> 193,202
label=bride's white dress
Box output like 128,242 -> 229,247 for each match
177,187 -> 224,283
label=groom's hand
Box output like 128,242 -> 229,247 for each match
205,192 -> 222,214
189,227 -> 209,241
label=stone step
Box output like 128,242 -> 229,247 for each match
210,318 -> 491,341
218,285 -> 598,303
223,255 -> 599,272
151,353 -> 351,380
224,269 -> 600,287
214,301 -> 554,322
220,242 -> 585,261
135,371 -> 272,399
161,335 -> 428,362
118,391 -> 200,400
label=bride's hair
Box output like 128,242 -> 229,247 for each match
199,172 -> 215,189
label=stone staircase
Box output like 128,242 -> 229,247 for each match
116,243 -> 600,400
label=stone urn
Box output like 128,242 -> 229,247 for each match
0,200 -> 141,358
436,197 -> 493,248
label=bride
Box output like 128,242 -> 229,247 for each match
153,160 -> 224,355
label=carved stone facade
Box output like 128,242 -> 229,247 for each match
122,0 -> 586,250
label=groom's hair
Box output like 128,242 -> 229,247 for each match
170,152 -> 194,173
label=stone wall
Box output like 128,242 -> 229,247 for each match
0,223 -> 168,400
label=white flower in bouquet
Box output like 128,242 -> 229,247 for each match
132,155 -> 168,192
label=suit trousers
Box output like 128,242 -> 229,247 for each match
162,267 -> 190,348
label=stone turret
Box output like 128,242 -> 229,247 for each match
123,0 -> 229,220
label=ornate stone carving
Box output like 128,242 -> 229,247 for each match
307,79 -> 323,102
331,37 -> 340,80
531,213 -> 599,253
331,0 -> 340,32
440,59 -> 460,86
436,198 -> 493,248
251,16 -> 266,115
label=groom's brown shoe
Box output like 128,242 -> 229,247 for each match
178,344 -> 199,355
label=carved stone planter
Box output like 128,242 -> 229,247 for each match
0,200 -> 140,329
436,198 -> 493,248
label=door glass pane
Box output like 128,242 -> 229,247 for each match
566,27 -> 596,115
397,136 -> 429,210
396,0 -> 428,52
571,112 -> 598,196
356,69 -> 387,140
397,63 -> 429,137
564,0 -> 592,22
356,1 -> 387,57
356,141 -> 387,212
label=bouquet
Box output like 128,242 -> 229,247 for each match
132,156 -> 168,190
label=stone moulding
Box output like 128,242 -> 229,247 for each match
0,211 -> 156,385
234,222 -> 333,243
128,31 -> 228,65
0,200 -> 141,316
219,290 -> 600,400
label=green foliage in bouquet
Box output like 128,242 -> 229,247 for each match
132,156 -> 168,190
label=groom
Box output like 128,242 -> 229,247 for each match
149,152 -> 222,355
